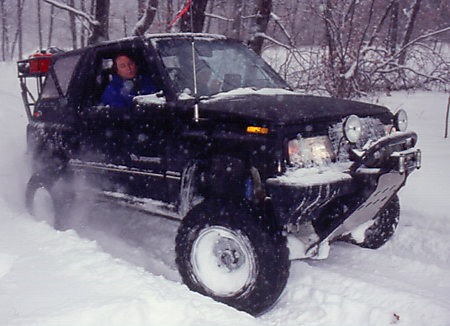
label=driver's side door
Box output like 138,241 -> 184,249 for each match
75,45 -> 138,193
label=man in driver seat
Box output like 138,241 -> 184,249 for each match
101,53 -> 158,108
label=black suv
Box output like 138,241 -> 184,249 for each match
18,33 -> 421,315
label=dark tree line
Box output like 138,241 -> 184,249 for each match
1,0 -> 449,97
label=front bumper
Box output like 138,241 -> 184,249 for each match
266,132 -> 421,236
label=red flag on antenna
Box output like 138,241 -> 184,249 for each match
168,0 -> 193,29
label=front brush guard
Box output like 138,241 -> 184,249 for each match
267,131 -> 421,257
351,131 -> 421,172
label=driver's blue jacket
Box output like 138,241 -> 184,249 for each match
101,74 -> 158,108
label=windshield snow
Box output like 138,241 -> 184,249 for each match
155,38 -> 289,97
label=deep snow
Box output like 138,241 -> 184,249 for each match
0,62 -> 449,325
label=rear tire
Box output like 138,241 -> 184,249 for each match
25,169 -> 74,230
175,200 -> 290,315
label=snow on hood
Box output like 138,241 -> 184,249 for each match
203,87 -> 296,101
198,88 -> 392,125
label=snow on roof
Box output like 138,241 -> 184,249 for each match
146,32 -> 227,40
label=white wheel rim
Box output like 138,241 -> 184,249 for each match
191,226 -> 257,297
32,187 -> 56,226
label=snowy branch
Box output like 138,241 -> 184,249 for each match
254,32 -> 290,50
395,26 -> 450,59
378,65 -> 448,84
42,0 -> 99,26
270,12 -> 294,48
204,12 -> 234,22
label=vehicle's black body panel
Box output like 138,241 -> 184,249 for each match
198,93 -> 392,125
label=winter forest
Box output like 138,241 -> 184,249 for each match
1,0 -> 449,98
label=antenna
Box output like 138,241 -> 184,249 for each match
189,1 -> 200,122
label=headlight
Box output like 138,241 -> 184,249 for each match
288,136 -> 335,167
343,115 -> 362,144
394,109 -> 408,131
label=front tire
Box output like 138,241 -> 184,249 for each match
175,200 -> 290,315
344,195 -> 400,249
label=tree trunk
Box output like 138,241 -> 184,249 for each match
80,0 -> 86,47
1,0 -> 8,61
133,0 -> 158,36
323,1 -> 337,95
122,15 -> 128,37
12,0 -> 24,59
180,0 -> 209,33
398,0 -> 421,65
47,4 -> 55,47
389,0 -> 399,56
37,0 -> 43,49
232,0 -> 243,40
137,0 -> 146,17
88,0 -> 110,44
165,0 -> 173,32
247,0 -> 272,55
204,0 -> 214,33
69,0 -> 77,49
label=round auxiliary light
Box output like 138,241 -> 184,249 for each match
343,114 -> 362,144
394,109 -> 408,132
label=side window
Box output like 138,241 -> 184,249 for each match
54,54 -> 81,95
41,74 -> 59,99
93,46 -> 160,105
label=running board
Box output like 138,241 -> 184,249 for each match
98,190 -> 183,222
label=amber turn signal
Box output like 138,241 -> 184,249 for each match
246,126 -> 269,134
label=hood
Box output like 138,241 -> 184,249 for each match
198,88 -> 392,125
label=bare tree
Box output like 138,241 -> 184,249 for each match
89,0 -> 109,44
47,2 -> 55,47
387,0 -> 399,56
133,0 -> 158,36
10,0 -> 25,59
1,0 -> 9,61
37,0 -> 43,49
231,0 -> 243,39
248,0 -> 272,55
68,0 -> 77,49
43,0 -> 106,45
180,0 -> 209,32
398,0 -> 421,65
79,0 -> 87,47
165,0 -> 174,32
304,0 -> 450,98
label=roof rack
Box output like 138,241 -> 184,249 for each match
17,49 -> 62,121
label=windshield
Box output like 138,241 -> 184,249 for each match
155,38 -> 289,97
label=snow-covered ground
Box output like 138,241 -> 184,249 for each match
0,61 -> 449,325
